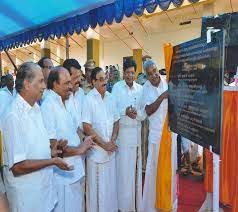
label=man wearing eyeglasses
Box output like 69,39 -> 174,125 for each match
82,67 -> 120,212
38,57 -> 54,104
112,58 -> 145,212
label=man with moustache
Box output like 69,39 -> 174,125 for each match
112,59 -> 145,211
142,60 -> 169,212
82,67 -> 120,212
41,66 -> 94,212
63,59 -> 85,130
63,59 -> 87,210
1,62 -> 72,212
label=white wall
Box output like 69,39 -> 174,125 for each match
102,19 -> 201,70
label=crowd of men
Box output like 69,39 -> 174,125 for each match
0,56 -> 168,212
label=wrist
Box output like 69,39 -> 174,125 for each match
111,137 -> 116,143
51,158 -> 57,166
77,147 -> 83,155
101,141 -> 108,150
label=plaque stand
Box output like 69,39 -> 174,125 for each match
212,151 -> 220,212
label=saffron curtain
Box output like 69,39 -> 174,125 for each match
204,90 -> 238,211
155,43 -> 174,211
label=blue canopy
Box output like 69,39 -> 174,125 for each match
0,0 -> 200,51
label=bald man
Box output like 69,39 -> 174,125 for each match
41,66 -> 94,212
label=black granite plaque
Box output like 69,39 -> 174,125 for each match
168,31 -> 224,154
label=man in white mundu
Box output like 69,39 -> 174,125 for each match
112,58 -> 145,212
1,62 -> 72,212
82,67 -> 120,212
41,67 -> 94,212
142,60 -> 169,212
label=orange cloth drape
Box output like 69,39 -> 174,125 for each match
155,43 -> 173,211
204,149 -> 213,193
204,90 -> 238,211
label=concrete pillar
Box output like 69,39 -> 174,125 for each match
133,48 -> 142,78
57,46 -> 64,65
202,2 -> 214,16
87,38 -> 100,67
40,40 -> 51,58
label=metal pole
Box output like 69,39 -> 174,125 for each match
65,35 -> 70,59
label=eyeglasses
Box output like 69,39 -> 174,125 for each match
95,76 -> 108,82
43,66 -> 53,69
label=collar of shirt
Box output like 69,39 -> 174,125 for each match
91,87 -> 110,99
145,77 -> 165,91
48,90 -> 65,108
16,93 -> 40,114
2,86 -> 12,95
122,80 -> 136,90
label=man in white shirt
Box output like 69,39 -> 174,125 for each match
41,66 -> 94,212
112,59 -> 145,211
0,74 -> 15,117
0,74 -> 15,212
142,60 -> 168,212
1,62 -> 72,212
63,58 -> 87,210
82,67 -> 120,212
63,59 -> 85,130
38,57 -> 54,103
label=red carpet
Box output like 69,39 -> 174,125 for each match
178,175 -> 206,212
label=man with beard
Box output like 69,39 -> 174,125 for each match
1,62 -> 72,212
112,59 -> 145,211
41,66 -> 94,212
82,67 -> 120,212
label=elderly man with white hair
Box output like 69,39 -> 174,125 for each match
142,60 -> 169,212
1,62 -> 72,212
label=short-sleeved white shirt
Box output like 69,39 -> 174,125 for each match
41,90 -> 84,185
112,80 -> 145,146
142,78 -> 168,144
66,87 -> 85,130
0,87 -> 14,118
82,88 -> 120,163
1,94 -> 56,212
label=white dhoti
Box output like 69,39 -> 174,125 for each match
54,178 -> 84,212
86,157 -> 118,212
143,143 -> 160,212
116,146 -> 143,212
6,184 -> 56,212
116,124 -> 143,212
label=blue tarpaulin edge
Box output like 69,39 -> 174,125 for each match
0,0 -> 200,51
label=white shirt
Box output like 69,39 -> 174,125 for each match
142,77 -> 168,144
82,88 -> 120,163
112,80 -> 145,146
41,90 -> 84,185
66,87 -> 85,130
0,86 -> 14,118
1,94 -> 56,212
